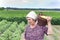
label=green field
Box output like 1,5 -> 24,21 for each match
0,20 -> 60,40
0,10 -> 60,18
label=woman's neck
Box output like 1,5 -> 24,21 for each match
30,23 -> 37,28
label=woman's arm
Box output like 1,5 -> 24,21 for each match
47,16 -> 53,35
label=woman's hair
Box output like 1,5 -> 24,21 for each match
37,13 -> 47,26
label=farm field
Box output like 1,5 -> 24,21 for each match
0,10 -> 60,40
0,20 -> 60,40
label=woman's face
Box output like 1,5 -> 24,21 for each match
27,17 -> 35,25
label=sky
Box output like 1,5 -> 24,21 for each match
0,0 -> 60,8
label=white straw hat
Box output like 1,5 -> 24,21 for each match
26,11 -> 37,20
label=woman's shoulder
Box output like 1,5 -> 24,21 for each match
24,25 -> 30,32
25,25 -> 30,29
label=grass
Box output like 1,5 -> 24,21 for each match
0,10 -> 60,18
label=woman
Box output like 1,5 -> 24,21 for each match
24,11 -> 53,40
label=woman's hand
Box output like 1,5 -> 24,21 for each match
46,16 -> 52,22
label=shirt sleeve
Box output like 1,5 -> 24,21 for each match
43,26 -> 48,35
